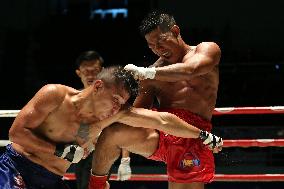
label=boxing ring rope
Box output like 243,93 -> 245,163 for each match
63,173 -> 284,182
224,139 -> 284,148
1,106 -> 284,117
1,107 -> 284,182
0,110 -> 20,117
213,106 -> 284,115
1,139 -> 284,148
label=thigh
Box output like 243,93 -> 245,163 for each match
104,123 -> 159,158
169,182 -> 204,189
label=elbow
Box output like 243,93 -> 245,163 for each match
8,127 -> 17,142
9,127 -> 25,144
214,49 -> 221,66
211,42 -> 221,66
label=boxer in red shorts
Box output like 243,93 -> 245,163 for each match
148,108 -> 215,183
89,10 -> 221,189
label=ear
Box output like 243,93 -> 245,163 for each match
171,25 -> 180,38
93,80 -> 104,92
75,69 -> 81,78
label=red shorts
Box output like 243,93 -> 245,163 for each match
148,108 -> 214,183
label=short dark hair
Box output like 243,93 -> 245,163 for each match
75,51 -> 104,68
96,66 -> 138,103
139,10 -> 176,36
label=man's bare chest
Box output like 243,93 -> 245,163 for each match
154,80 -> 195,95
38,116 -> 80,142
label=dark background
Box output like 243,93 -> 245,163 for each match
1,0 -> 284,188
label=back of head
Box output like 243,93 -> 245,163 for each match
75,50 -> 104,68
139,10 -> 176,36
96,66 -> 138,103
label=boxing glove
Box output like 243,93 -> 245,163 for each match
54,144 -> 84,163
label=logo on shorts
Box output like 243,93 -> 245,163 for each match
14,174 -> 26,189
179,152 -> 200,170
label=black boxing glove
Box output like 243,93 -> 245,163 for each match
54,144 -> 84,163
199,130 -> 223,150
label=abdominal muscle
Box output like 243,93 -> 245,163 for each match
158,85 -> 217,121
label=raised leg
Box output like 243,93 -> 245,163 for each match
91,123 -> 159,175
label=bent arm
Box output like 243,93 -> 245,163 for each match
154,42 -> 221,82
91,80 -> 156,132
9,85 -> 63,154
117,108 -> 201,139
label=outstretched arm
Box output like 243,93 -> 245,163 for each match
91,107 -> 200,138
117,108 -> 222,151
92,107 -> 222,151
117,107 -> 201,138
125,42 -> 221,82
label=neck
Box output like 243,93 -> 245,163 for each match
73,88 -> 96,121
177,38 -> 191,62
182,41 -> 191,55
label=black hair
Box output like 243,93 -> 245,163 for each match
96,66 -> 138,104
139,10 -> 176,36
75,51 -> 104,68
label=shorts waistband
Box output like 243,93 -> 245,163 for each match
154,108 -> 212,131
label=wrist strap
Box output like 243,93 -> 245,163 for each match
54,143 -> 65,157
145,67 -> 156,79
121,157 -> 130,163
199,130 -> 208,141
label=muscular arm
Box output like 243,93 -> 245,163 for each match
90,81 -> 162,136
9,84 -> 64,154
154,42 -> 221,82
116,108 -> 201,139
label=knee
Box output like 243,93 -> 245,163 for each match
100,123 -> 126,141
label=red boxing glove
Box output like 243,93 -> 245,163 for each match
88,174 -> 108,189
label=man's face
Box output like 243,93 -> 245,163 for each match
93,82 -> 130,120
76,60 -> 102,88
145,26 -> 182,63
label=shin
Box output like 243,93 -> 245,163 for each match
91,124 -> 122,176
